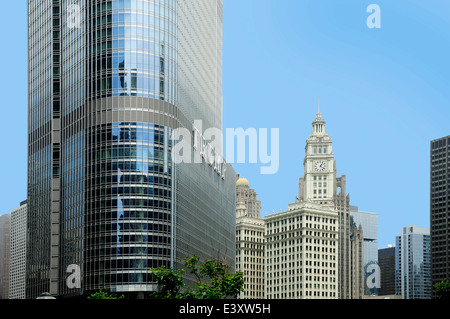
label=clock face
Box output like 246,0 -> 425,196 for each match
314,160 -> 326,172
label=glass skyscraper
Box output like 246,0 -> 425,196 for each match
350,206 -> 378,296
26,0 -> 235,299
395,225 -> 431,299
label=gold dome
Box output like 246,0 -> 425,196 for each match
236,177 -> 249,186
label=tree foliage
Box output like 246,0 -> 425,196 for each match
149,255 -> 244,299
433,279 -> 450,299
87,289 -> 125,299
148,266 -> 187,299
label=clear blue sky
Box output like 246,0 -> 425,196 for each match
1,1 -> 449,249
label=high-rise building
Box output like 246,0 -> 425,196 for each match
395,225 -> 431,299
27,0 -> 235,299
0,214 -> 11,299
350,206 -> 378,295
235,194 -> 264,299
378,246 -> 395,296
298,110 -> 364,299
10,201 -> 28,299
265,110 -> 368,299
236,175 -> 261,219
265,201 -> 338,299
430,136 -> 450,291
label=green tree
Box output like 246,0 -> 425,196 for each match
149,255 -> 244,299
433,279 -> 450,299
87,289 -> 125,299
148,266 -> 187,299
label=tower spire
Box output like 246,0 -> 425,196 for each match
312,100 -> 326,135
315,98 -> 323,122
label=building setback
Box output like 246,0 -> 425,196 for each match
430,136 -> 450,291
26,0 -> 236,299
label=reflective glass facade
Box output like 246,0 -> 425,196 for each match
82,122 -> 174,293
27,0 -> 234,299
395,226 -> 431,299
86,0 -> 177,103
350,207 -> 379,295
27,0 -> 54,297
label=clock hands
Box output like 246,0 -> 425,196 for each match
314,161 -> 326,171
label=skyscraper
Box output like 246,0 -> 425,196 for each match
298,110 -> 364,299
350,206 -> 378,296
264,201 -> 339,299
430,136 -> 450,291
27,0 -> 235,299
378,246 -> 395,296
395,225 -> 431,299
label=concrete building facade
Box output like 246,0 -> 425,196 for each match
298,110 -> 364,299
265,201 -> 338,299
236,176 -> 262,219
236,198 -> 265,299
0,214 -> 11,299
10,201 -> 28,299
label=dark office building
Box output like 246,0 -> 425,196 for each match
378,247 -> 395,295
26,0 -> 235,299
430,136 -> 450,292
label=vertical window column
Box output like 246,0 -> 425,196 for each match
50,0 -> 61,297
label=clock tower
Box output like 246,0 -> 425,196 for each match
297,107 -> 365,299
299,109 -> 335,206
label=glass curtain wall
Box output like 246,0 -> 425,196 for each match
28,0 -> 235,299
26,0 -> 54,298
82,0 -> 177,295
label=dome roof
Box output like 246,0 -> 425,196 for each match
236,177 -> 249,186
